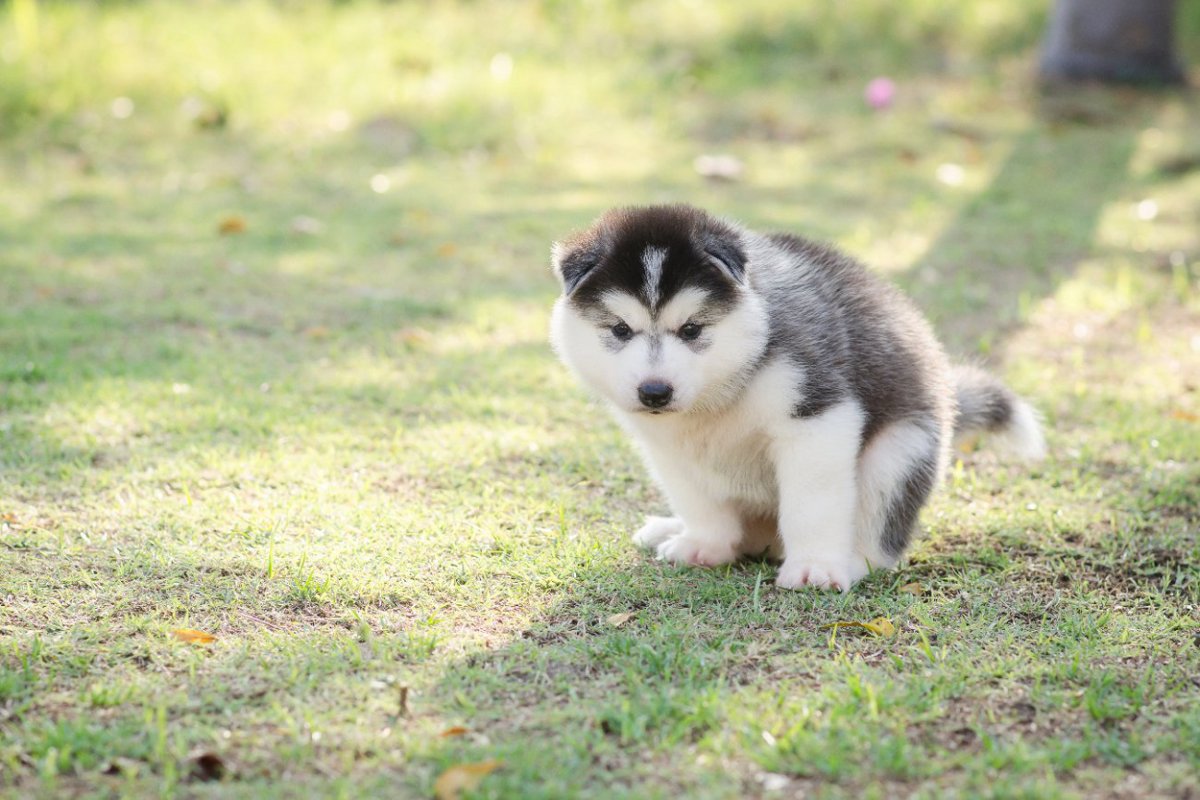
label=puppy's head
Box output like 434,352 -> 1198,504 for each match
550,205 -> 767,415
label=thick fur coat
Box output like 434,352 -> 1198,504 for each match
550,205 -> 1044,591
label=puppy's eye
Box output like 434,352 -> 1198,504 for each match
611,322 -> 633,341
679,322 -> 703,341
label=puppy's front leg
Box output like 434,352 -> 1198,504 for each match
634,452 -> 742,568
772,402 -> 868,592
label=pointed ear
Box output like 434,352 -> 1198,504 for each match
551,237 -> 604,295
700,229 -> 747,285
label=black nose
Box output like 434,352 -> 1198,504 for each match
638,381 -> 673,409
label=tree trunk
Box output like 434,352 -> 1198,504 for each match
1040,0 -> 1186,84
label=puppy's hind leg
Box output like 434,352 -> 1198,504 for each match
855,418 -> 944,568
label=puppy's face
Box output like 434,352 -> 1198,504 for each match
550,205 -> 767,415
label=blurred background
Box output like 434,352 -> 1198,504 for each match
3,1 -> 1198,348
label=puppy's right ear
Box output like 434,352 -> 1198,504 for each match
551,237 -> 603,295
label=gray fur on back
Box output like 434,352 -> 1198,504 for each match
746,231 -> 955,449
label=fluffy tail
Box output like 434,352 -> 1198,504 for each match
952,365 -> 1046,460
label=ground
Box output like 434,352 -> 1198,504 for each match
1,1 -> 1198,798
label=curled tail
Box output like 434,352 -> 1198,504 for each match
952,365 -> 1046,460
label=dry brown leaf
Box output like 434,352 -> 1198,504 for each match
606,612 -> 636,627
439,725 -> 470,738
187,750 -> 227,781
433,760 -> 502,800
395,327 -> 431,345
435,243 -> 458,257
218,216 -> 247,235
1170,409 -> 1199,423
303,326 -> 331,339
898,582 -> 924,596
820,617 -> 896,637
171,628 -> 216,644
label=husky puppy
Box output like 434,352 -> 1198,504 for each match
549,205 -> 1045,591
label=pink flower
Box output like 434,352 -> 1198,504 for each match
865,77 -> 896,110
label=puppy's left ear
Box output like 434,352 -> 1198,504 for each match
551,236 -> 603,295
700,228 -> 747,285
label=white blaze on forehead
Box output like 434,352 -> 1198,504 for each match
657,286 -> 710,329
599,290 -> 653,330
642,246 -> 668,308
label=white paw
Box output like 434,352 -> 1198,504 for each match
656,534 -> 738,568
633,516 -> 685,549
775,556 -> 869,592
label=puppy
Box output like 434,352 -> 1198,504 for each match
550,205 -> 1044,591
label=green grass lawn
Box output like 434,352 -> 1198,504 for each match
2,1 -> 1199,797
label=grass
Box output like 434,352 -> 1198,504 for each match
2,1 -> 1199,797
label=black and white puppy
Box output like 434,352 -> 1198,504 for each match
550,205 -> 1044,591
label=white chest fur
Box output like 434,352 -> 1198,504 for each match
620,360 -> 803,514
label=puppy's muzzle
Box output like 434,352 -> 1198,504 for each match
637,381 -> 673,409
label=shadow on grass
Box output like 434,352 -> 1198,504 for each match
416,489 -> 1197,797
897,88 -> 1161,355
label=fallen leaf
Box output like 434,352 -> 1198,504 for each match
760,772 -> 790,791
439,726 -> 470,738
187,750 -> 227,781
606,612 -> 635,627
290,215 -> 324,236
1170,409 -> 1199,422
434,760 -> 502,800
395,327 -> 431,345
898,582 -> 924,596
303,326 -> 331,340
436,243 -> 458,257
820,617 -> 896,637
693,154 -> 744,182
171,628 -> 216,644
217,216 -> 247,235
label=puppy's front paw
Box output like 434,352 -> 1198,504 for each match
656,534 -> 738,568
775,556 -> 868,592
633,516 -> 686,549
